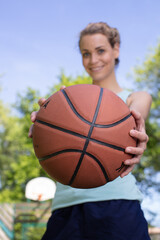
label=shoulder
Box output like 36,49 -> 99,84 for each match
126,91 -> 152,107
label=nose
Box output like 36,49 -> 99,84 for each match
90,53 -> 98,65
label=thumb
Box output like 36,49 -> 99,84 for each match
60,85 -> 66,90
38,97 -> 46,106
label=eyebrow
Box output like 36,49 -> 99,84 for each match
81,46 -> 105,52
95,46 -> 105,49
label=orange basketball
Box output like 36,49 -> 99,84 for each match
32,84 -> 136,188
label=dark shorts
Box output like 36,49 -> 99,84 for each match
41,200 -> 150,240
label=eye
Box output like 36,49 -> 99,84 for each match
82,52 -> 90,58
98,49 -> 105,54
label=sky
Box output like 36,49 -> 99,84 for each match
0,0 -> 160,226
0,0 -> 160,106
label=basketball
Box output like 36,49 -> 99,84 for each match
32,84 -> 136,188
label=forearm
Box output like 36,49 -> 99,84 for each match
127,91 -> 152,120
122,91 -> 151,177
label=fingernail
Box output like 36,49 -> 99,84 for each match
130,130 -> 135,134
125,160 -> 130,164
126,147 -> 131,152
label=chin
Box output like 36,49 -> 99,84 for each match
92,75 -> 106,82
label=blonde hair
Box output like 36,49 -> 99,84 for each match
79,22 -> 121,65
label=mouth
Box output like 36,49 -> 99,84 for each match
89,66 -> 104,72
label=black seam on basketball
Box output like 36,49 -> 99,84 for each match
39,149 -> 83,161
62,89 -> 132,128
39,149 -> 109,183
69,88 -> 103,186
116,162 -> 126,172
85,152 -> 110,183
90,138 -> 125,152
62,89 -> 92,125
94,113 -> 132,128
35,119 -> 125,152
36,119 -> 86,140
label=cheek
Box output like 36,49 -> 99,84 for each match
82,58 -> 88,70
104,54 -> 115,67
103,51 -> 113,63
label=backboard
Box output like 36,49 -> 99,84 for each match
25,177 -> 56,201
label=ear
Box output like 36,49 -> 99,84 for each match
113,43 -> 120,59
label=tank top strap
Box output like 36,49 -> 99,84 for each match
117,89 -> 132,103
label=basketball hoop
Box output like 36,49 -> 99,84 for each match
25,177 -> 56,201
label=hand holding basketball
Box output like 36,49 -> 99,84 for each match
121,110 -> 149,177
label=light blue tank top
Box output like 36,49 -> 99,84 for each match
51,90 -> 143,211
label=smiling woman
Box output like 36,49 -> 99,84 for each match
30,22 -> 152,240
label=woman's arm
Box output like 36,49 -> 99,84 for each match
120,91 -> 152,178
127,91 -> 152,120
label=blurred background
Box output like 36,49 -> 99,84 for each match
0,0 -> 160,239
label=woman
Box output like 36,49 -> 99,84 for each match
29,22 -> 152,240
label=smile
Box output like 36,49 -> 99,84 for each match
90,66 -> 104,72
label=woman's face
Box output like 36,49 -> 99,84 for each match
80,33 -> 119,83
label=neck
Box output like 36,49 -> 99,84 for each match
92,73 -> 123,94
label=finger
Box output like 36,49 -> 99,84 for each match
130,109 -> 141,120
124,155 -> 141,165
130,129 -> 149,142
120,164 -> 135,178
30,111 -> 38,122
131,109 -> 145,130
38,98 -> 46,106
125,146 -> 144,156
28,124 -> 34,138
60,85 -> 66,90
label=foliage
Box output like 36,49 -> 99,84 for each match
14,222 -> 45,240
48,71 -> 92,95
0,88 -> 47,202
132,41 -> 160,192
0,100 -> 22,192
26,225 -> 46,240
0,74 -> 91,202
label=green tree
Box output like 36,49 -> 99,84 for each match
0,99 -> 22,191
132,41 -> 160,193
49,71 -> 92,94
0,75 -> 91,202
0,88 -> 46,201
